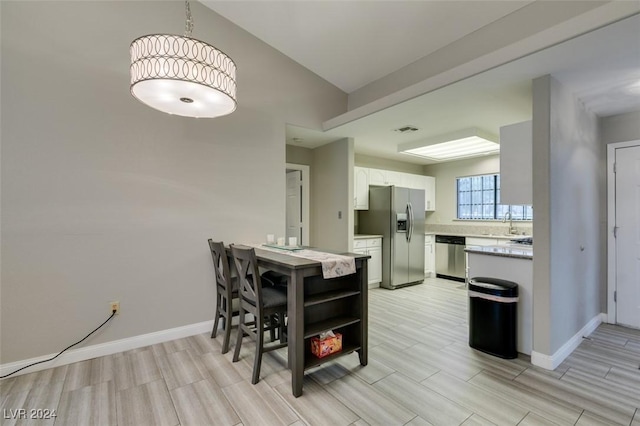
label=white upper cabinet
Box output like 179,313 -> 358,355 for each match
354,166 -> 369,210
385,170 -> 404,186
369,168 -> 422,189
354,166 -> 436,211
368,168 -> 405,186
500,121 -> 532,205
404,173 -> 426,190
368,168 -> 388,186
424,176 -> 436,211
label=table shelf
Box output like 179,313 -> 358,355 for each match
304,343 -> 361,370
304,316 -> 360,339
304,290 -> 360,307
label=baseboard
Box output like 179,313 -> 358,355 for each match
0,320 -> 214,379
531,312 -> 605,370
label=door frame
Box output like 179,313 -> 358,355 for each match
606,139 -> 640,324
286,163 -> 310,246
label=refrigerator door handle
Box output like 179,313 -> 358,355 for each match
407,202 -> 414,242
411,202 -> 415,241
405,203 -> 411,242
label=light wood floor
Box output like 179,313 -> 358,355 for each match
2,278 -> 639,426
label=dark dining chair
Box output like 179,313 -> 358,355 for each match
230,245 -> 288,384
208,239 -> 238,354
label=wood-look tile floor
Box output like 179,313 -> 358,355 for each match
2,278 -> 639,426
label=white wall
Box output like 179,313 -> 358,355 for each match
532,75 -> 602,356
0,1 -> 346,363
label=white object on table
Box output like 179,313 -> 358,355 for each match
288,237 -> 298,246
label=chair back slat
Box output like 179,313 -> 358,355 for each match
208,240 -> 233,298
230,245 -> 262,314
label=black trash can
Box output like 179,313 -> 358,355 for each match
468,277 -> 518,359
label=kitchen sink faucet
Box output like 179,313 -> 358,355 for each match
503,211 -> 517,234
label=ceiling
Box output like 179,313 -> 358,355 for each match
204,0 -> 533,93
203,2 -> 640,164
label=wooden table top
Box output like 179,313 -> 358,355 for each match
230,245 -> 370,270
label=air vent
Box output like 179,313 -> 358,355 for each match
394,125 -> 419,133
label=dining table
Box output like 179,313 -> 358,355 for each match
228,245 -> 370,397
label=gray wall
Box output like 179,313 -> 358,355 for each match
532,75 -> 602,355
1,1 -> 346,363
312,139 -> 354,251
601,111 -> 640,144
355,154 -> 424,175
287,142 -> 355,249
599,110 -> 640,312
347,2 -> 609,110
423,155 -> 501,225
286,145 -> 314,166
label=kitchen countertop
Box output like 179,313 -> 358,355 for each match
427,232 -> 530,240
465,244 -> 533,259
354,234 -> 383,239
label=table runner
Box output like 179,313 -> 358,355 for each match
254,245 -> 356,279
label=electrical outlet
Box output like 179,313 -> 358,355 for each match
110,301 -> 120,315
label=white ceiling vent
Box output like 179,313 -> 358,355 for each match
394,125 -> 419,133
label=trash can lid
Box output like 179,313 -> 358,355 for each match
469,277 -> 518,297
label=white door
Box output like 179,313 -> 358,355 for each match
286,170 -> 302,243
615,145 -> 640,328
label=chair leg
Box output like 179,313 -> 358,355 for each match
252,314 -> 264,384
268,314 -> 277,342
221,303 -> 232,354
220,297 -> 227,332
232,308 -> 245,362
211,292 -> 222,338
222,322 -> 232,353
278,312 -> 286,344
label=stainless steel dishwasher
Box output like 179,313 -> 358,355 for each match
435,235 -> 466,282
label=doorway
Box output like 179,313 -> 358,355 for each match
607,140 -> 640,328
286,163 -> 310,246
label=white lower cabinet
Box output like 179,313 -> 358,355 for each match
424,234 -> 435,277
367,246 -> 382,285
353,237 -> 382,288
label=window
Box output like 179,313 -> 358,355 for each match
457,174 -> 532,220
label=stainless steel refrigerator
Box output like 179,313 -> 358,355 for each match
359,186 -> 425,289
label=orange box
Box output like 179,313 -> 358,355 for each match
310,333 -> 342,358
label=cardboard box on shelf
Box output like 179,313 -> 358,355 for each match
311,332 -> 342,358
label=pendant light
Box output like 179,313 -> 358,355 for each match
130,1 -> 237,118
